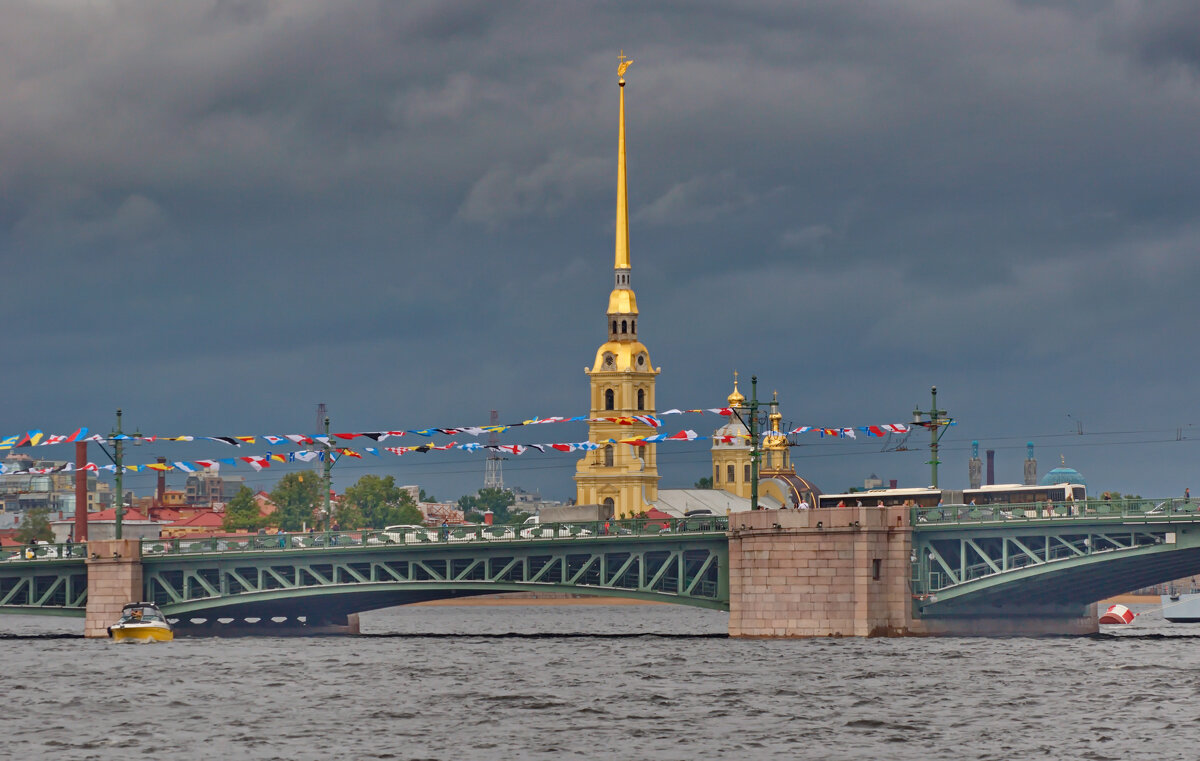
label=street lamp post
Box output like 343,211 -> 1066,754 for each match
912,386 -> 953,489
112,409 -> 125,540
749,376 -> 760,511
322,416 -> 334,531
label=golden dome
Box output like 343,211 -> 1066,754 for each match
590,340 -> 655,374
726,372 -> 745,408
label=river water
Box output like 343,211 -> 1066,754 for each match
2,602 -> 1198,760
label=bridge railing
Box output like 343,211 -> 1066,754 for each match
912,498 -> 1196,526
138,515 -> 730,558
0,541 -> 88,563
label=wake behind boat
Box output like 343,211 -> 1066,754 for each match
108,602 -> 173,643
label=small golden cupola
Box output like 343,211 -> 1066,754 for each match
726,371 -> 746,409
762,391 -> 789,469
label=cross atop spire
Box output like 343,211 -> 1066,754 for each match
618,50 -> 633,80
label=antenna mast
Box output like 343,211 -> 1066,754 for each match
484,409 -> 505,489
315,402 -> 327,434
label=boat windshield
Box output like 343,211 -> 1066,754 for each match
122,606 -> 165,623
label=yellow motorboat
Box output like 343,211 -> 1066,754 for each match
108,602 -> 174,643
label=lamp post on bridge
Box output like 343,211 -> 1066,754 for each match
912,386 -> 953,490
102,409 -> 141,540
322,416 -> 335,532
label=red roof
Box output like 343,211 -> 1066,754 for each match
165,512 -> 225,528
86,507 -> 150,521
643,507 -> 674,521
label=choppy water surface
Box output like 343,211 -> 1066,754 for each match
3,603 -> 1199,760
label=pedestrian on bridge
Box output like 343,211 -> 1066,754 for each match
440,520 -> 449,542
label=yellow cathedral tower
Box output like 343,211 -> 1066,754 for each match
575,53 -> 661,519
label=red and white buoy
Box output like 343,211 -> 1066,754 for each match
1098,604 -> 1136,625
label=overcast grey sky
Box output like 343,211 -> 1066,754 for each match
3,0 -> 1199,501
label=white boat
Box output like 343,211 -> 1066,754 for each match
108,602 -> 174,643
1161,593 -> 1200,623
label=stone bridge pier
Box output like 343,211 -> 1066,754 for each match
726,507 -> 1097,637
84,539 -> 143,638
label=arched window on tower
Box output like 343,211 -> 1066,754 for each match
603,497 -> 615,512
745,463 -> 751,482
728,464 -> 736,483
631,319 -> 636,334
621,320 -> 627,334
637,389 -> 645,411
604,389 -> 615,411
604,445 -> 614,467
612,320 -> 617,335
714,464 -> 720,484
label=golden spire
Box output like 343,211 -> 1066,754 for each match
614,51 -> 632,272
726,370 -> 746,408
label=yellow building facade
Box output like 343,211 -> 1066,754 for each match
575,56 -> 661,519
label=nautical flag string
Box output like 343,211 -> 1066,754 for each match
0,423 -> 917,476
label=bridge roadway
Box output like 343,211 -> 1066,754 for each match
4,499 -> 1200,635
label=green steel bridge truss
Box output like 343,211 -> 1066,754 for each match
0,524 -> 729,622
911,500 -> 1200,617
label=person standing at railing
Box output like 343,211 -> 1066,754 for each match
1186,488 -> 1191,505
440,519 -> 449,542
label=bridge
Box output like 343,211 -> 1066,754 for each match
911,498 -> 1200,625
4,501 -> 1199,636
0,517 -> 728,634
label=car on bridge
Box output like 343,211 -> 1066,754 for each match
381,525 -> 438,544
3,541 -> 61,561
518,517 -> 594,539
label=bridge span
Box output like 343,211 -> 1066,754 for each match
4,501 -> 1200,637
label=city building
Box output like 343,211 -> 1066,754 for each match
0,452 -> 111,516
183,467 -> 245,507
51,507 -> 161,542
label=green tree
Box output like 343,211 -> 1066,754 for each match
270,471 -> 322,531
419,488 -> 435,503
694,477 -> 712,489
16,507 -> 53,543
458,487 -> 516,522
333,502 -> 367,530
222,486 -> 262,532
342,474 -> 423,528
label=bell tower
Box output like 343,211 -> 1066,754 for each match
575,53 -> 661,519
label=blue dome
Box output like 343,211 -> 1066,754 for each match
1040,466 -> 1085,487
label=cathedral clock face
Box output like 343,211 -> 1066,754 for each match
603,353 -> 615,368
636,353 -> 646,368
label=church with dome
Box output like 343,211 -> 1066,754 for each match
574,58 -> 821,518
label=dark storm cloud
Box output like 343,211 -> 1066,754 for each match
2,1 -> 1199,500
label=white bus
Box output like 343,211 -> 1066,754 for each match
817,483 -> 1086,509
